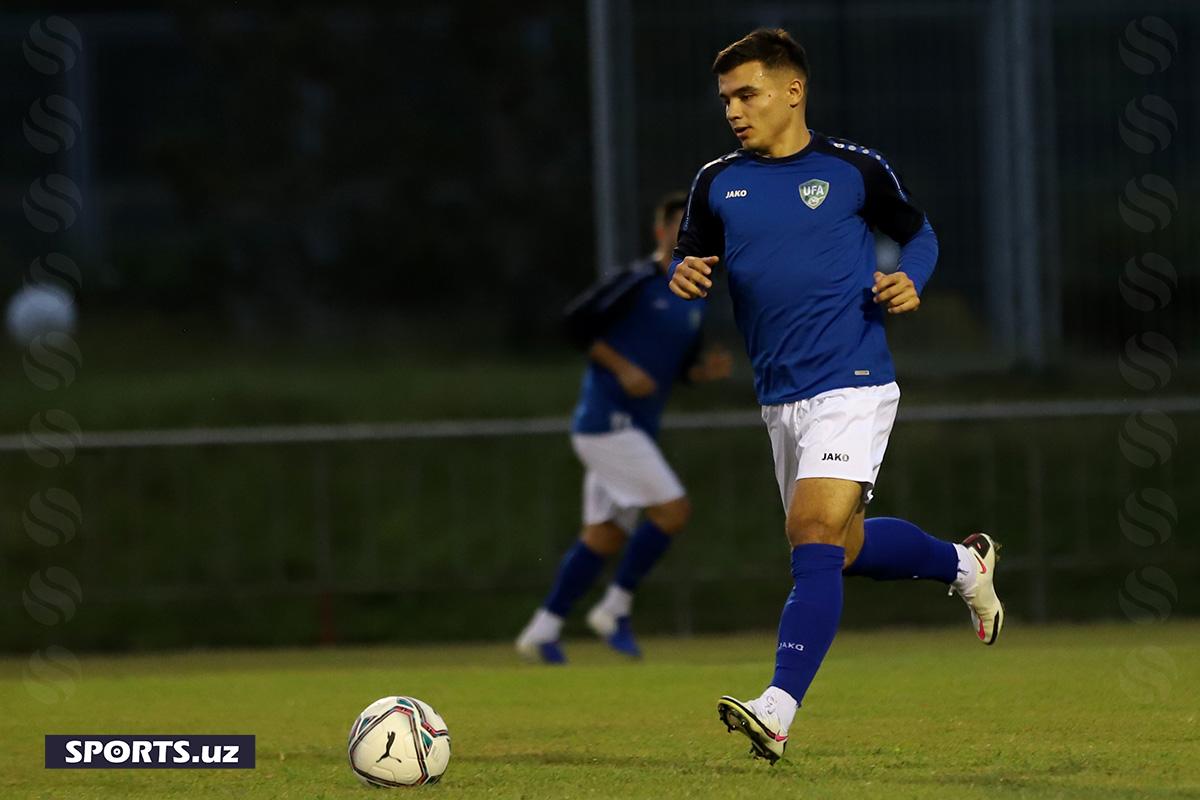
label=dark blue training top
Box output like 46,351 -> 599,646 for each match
570,258 -> 706,438
670,132 -> 937,405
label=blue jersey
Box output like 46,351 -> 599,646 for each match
570,258 -> 706,438
670,132 -> 938,405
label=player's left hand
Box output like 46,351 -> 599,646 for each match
873,271 -> 920,314
691,347 -> 734,382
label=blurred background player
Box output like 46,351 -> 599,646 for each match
668,29 -> 1003,761
516,192 -> 732,664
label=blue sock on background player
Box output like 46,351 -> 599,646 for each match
771,544 -> 845,708
543,541 -> 606,618
844,516 -> 958,583
613,519 -> 671,592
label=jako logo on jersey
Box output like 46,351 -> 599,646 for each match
821,452 -> 849,462
799,179 -> 830,209
725,189 -> 748,199
778,642 -> 805,651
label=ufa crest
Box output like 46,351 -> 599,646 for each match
799,179 -> 830,210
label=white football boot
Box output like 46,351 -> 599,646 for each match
717,695 -> 789,764
950,533 -> 1004,645
586,605 -> 642,658
515,610 -> 567,664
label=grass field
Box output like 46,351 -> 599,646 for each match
4,622 -> 1197,799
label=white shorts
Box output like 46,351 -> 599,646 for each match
761,381 -> 901,511
570,428 -> 686,531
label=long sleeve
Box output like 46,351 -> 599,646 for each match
669,157 -> 733,278
859,152 -> 938,294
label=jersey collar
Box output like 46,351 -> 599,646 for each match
741,130 -> 821,164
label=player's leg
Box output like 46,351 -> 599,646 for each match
836,383 -> 1004,643
719,384 -> 888,761
843,515 -> 959,581
585,431 -> 689,657
587,495 -> 691,658
515,517 -> 626,664
775,477 -> 863,704
516,446 -> 633,664
847,517 -> 1003,645
719,477 -> 861,762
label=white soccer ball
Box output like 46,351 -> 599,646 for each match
348,696 -> 451,787
5,284 -> 77,346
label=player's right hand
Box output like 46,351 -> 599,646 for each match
669,256 -> 719,299
616,363 -> 658,398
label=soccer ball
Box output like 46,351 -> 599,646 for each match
5,284 -> 76,346
348,696 -> 451,787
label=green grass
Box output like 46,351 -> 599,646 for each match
3,622 -> 1198,799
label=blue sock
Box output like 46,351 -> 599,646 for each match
845,517 -> 958,583
771,544 -> 845,706
613,519 -> 672,592
543,541 -> 606,618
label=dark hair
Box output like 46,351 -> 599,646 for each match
654,191 -> 689,226
712,28 -> 809,79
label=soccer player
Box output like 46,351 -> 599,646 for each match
667,29 -> 1004,763
516,192 -> 733,664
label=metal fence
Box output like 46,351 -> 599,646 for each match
5,398 -> 1196,651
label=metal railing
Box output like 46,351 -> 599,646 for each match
3,397 -> 1196,650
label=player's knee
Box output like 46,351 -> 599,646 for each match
581,523 -> 626,556
785,516 -> 845,548
646,496 -> 691,534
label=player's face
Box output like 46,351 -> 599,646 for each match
656,208 -> 685,259
717,61 -> 804,153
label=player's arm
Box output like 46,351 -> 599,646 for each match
669,165 -> 726,300
861,155 -> 939,315
687,347 -> 734,383
589,339 -> 657,398
563,270 -> 650,347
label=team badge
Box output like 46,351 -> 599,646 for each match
799,179 -> 830,210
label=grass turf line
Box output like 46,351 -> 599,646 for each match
3,622 -> 1197,799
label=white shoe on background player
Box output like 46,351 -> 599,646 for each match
586,605 -> 642,658
717,695 -> 789,763
950,532 -> 1004,645
515,610 -> 568,664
